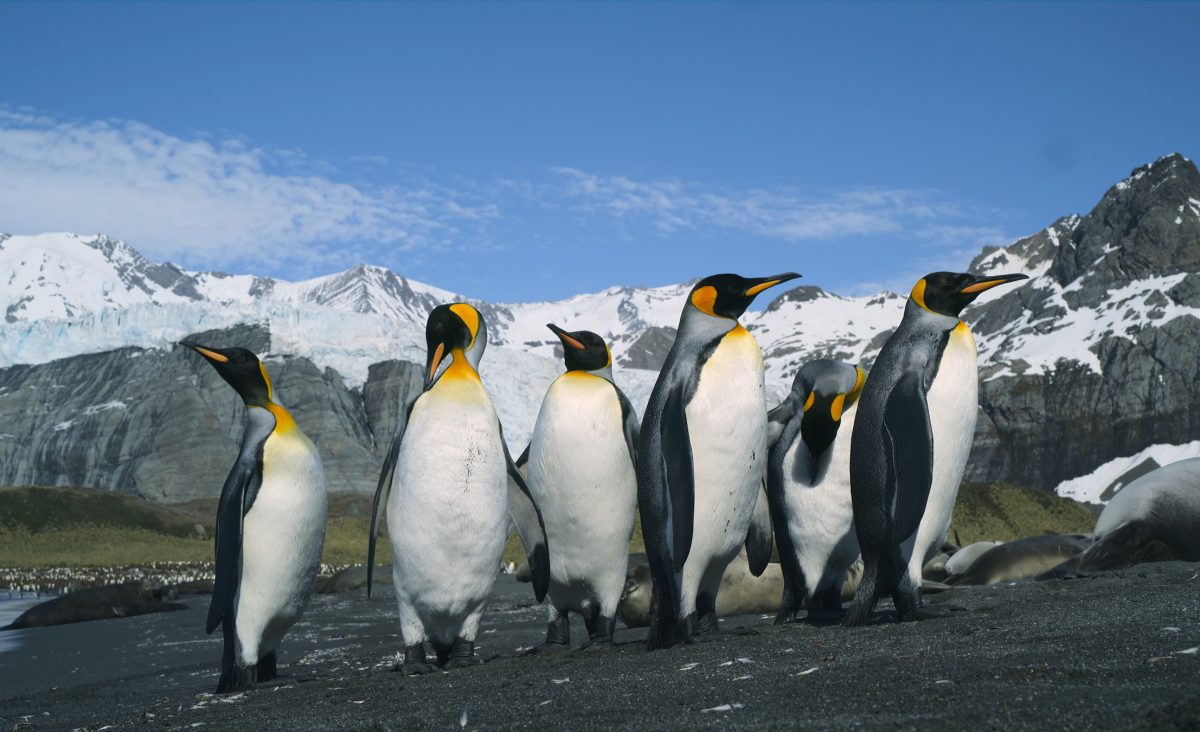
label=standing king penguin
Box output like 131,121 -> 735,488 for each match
842,271 -> 1027,626
181,341 -> 327,694
522,324 -> 639,649
639,272 -> 800,649
765,359 -> 866,624
367,303 -> 549,674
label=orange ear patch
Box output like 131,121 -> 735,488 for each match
691,286 -> 719,316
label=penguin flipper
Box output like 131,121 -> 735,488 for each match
766,393 -> 798,449
766,412 -> 806,615
882,371 -> 935,543
661,386 -> 695,573
206,447 -> 263,634
368,396 -> 417,597
503,435 -> 550,602
745,480 -> 773,577
615,386 -> 640,467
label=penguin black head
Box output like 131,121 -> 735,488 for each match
547,323 -> 611,373
424,302 -> 484,388
911,271 -> 1028,318
180,341 -> 273,407
791,360 -> 866,477
688,272 -> 802,320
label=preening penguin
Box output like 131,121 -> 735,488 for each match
180,341 -> 327,694
522,324 -> 639,649
765,359 -> 865,624
638,271 -> 800,650
842,271 -> 1027,626
367,303 -> 549,674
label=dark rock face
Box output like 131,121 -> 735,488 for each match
616,326 -> 677,371
0,324 -> 424,501
965,154 -> 1200,490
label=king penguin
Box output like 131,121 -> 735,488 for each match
639,272 -> 800,649
180,340 -> 327,694
764,359 -> 865,624
367,303 -> 550,674
841,271 -> 1027,626
520,324 -> 639,649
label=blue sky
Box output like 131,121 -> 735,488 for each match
1,1 -> 1196,301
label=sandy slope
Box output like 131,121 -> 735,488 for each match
1,564 -> 1198,730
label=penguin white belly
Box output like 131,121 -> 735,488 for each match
236,428 -> 327,664
904,323 -> 978,584
389,378 -> 508,647
784,406 -> 860,597
529,373 -> 636,617
680,327 -> 767,615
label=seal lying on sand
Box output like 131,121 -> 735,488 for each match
2,582 -> 186,630
316,565 -> 392,593
942,541 -> 1003,576
617,551 -> 863,628
1042,458 -> 1200,578
946,534 -> 1091,585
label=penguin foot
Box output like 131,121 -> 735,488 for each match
400,644 -> 436,676
215,664 -> 253,694
804,608 -> 847,626
443,638 -> 480,670
696,611 -> 720,635
577,636 -> 617,652
254,651 -> 277,683
402,661 -> 438,676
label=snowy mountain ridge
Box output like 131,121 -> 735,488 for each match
1,152 -> 1198,500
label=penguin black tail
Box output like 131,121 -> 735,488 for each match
644,583 -> 686,650
842,553 -> 885,627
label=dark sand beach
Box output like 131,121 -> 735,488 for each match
1,563 -> 1198,730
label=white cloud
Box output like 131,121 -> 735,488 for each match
0,109 -> 493,273
550,167 -> 986,242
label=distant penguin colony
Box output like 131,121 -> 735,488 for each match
171,264 -> 1200,692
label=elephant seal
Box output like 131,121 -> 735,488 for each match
945,533 -> 1091,585
316,565 -> 392,593
617,551 -> 865,628
1042,458 -> 1200,578
921,543 -> 961,582
1,582 -> 186,630
942,541 -> 1003,576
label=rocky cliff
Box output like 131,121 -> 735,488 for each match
964,153 -> 1200,490
0,323 -> 423,501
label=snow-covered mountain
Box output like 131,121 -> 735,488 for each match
1,152 -> 1198,502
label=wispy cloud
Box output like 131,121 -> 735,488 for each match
0,109 -> 494,273
0,108 -> 1011,293
550,167 -> 987,242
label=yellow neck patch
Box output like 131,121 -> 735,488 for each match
910,278 -> 929,311
259,362 -> 275,402
441,348 -> 481,383
265,402 -> 296,433
848,366 -> 866,402
803,391 -> 815,412
691,286 -> 719,317
449,303 -> 480,348
954,320 -> 971,335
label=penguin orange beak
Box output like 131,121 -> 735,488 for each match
425,342 -> 446,389
960,273 -> 1028,294
547,323 -> 586,351
179,340 -> 229,363
744,272 -> 802,297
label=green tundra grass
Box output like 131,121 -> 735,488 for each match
0,482 -> 1092,570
